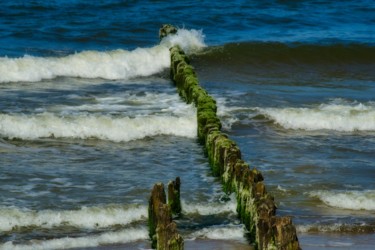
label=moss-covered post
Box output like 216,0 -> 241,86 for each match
159,24 -> 177,40
148,180 -> 184,250
148,183 -> 167,248
168,177 -> 181,215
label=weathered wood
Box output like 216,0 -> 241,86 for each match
148,180 -> 184,250
148,183 -> 167,248
165,24 -> 301,250
168,177 -> 181,215
159,24 -> 178,40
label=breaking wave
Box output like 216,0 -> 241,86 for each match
0,29 -> 206,83
188,225 -> 246,241
1,227 -> 148,250
182,199 -> 237,216
0,204 -> 147,231
0,111 -> 197,141
258,101 -> 375,132
309,190 -> 375,211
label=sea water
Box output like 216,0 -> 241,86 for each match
1,1 -> 374,249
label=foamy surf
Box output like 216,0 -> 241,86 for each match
188,224 -> 247,241
182,199 -> 237,216
0,29 -> 206,83
0,111 -> 197,141
0,204 -> 147,231
1,227 -> 148,250
258,101 -> 375,132
309,190 -> 375,211
160,28 -> 206,54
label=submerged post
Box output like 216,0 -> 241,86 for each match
161,24 -> 300,250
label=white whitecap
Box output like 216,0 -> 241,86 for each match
0,28 -> 206,83
258,101 -> 375,132
188,225 -> 246,241
0,205 -> 147,231
309,190 -> 375,211
0,111 -> 197,142
1,227 -> 148,250
182,199 -> 237,216
0,47 -> 170,83
161,28 -> 206,53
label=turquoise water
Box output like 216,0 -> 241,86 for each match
1,0 -> 375,249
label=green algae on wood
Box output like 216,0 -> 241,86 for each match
168,177 -> 182,216
164,24 -> 300,250
148,182 -> 167,246
148,180 -> 184,250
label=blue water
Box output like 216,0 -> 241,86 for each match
1,0 -> 375,249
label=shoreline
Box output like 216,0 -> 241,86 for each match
75,239 -> 253,250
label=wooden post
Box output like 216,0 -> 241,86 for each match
148,180 -> 184,249
168,177 -> 181,215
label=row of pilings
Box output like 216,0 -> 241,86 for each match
154,24 -> 300,250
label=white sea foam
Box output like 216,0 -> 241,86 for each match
0,47 -> 170,83
0,111 -> 197,141
214,97 -> 247,130
309,190 -> 375,211
258,101 -> 375,132
182,200 -> 237,216
188,225 -> 246,241
1,227 -> 148,250
277,185 -> 288,192
0,205 -> 147,232
0,29 -> 206,83
54,92 -> 193,115
161,28 -> 206,53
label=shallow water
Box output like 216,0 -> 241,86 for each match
1,0 -> 375,249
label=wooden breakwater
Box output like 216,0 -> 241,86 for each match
161,24 -> 300,250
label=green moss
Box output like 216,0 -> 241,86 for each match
167,235 -> 184,250
197,100 -> 217,113
168,32 -> 299,250
197,110 -> 221,143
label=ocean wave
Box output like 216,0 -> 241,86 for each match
188,224 -> 246,241
308,190 -> 375,211
1,227 -> 148,250
258,101 -> 375,132
297,223 -> 375,233
0,28 -> 206,83
0,111 -> 197,141
0,47 -> 170,83
0,204 -> 147,232
182,199 -> 237,216
161,28 -> 206,54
